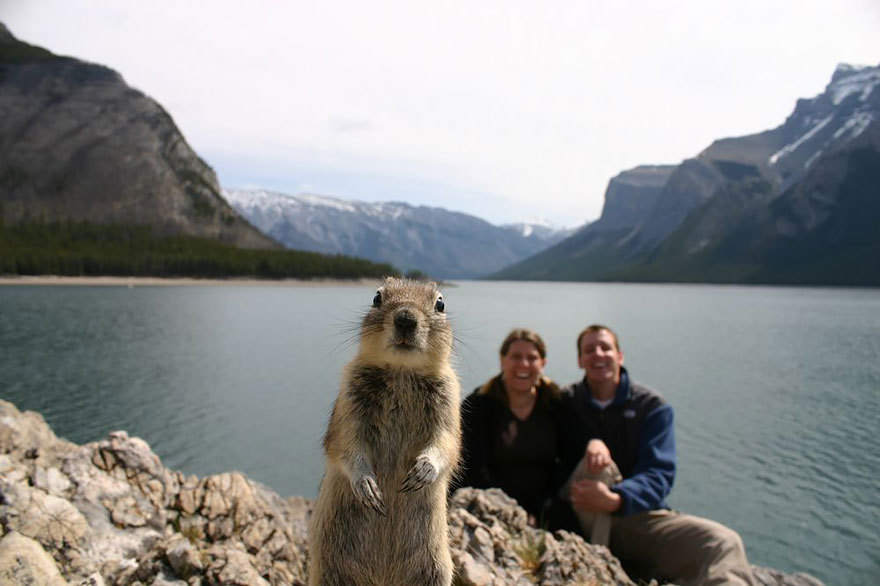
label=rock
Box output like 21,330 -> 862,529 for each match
205,546 -> 271,586
164,535 -> 203,578
753,565 -> 826,586
449,487 -> 639,585
150,571 -> 188,586
540,531 -> 637,585
0,399 -> 823,586
455,551 -> 498,586
0,400 -> 77,465
0,531 -> 69,586
0,477 -> 89,548
92,430 -> 180,512
33,465 -> 73,497
176,474 -> 200,516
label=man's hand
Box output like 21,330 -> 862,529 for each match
570,478 -> 622,513
586,439 -> 612,475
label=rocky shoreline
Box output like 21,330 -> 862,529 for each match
0,400 -> 822,585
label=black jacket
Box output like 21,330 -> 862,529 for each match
456,375 -> 579,520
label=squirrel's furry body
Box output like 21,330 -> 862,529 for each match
309,278 -> 461,586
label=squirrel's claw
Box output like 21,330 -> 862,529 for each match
399,455 -> 438,493
353,475 -> 387,516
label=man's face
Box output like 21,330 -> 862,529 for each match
577,329 -> 624,387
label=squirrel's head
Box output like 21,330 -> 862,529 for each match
358,277 -> 452,371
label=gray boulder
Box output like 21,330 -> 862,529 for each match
0,399 -> 823,585
0,531 -> 69,586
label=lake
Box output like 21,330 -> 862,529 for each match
1,280 -> 878,585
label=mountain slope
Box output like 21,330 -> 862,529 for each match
702,130 -> 879,285
492,165 -> 676,280
224,189 -> 572,279
495,63 -> 880,286
0,23 -> 276,249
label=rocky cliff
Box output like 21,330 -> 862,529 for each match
0,23 -> 276,249
595,165 -> 676,233
492,165 -> 676,280
0,400 -> 823,586
495,63 -> 880,285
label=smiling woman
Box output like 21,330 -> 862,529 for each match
455,328 -> 579,527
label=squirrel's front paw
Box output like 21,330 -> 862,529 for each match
352,474 -> 386,516
399,455 -> 438,493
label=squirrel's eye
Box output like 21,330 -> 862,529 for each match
372,291 -> 382,307
435,296 -> 445,313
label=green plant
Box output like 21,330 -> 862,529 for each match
513,531 -> 546,576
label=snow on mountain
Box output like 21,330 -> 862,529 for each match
495,62 -> 880,285
767,63 -> 879,181
222,188 -> 575,279
829,64 -> 880,105
501,220 -> 576,241
769,114 -> 834,165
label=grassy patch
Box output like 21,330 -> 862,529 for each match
513,531 -> 546,576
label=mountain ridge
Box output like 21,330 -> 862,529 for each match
494,62 -> 880,286
225,188 -> 574,279
0,22 -> 277,250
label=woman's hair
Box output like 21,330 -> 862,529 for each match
499,328 -> 547,359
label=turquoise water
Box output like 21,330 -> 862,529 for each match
1,281 -> 878,584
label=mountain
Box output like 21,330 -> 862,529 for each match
635,126 -> 880,285
0,23 -> 276,249
492,165 -> 676,280
224,188 -> 573,279
501,220 -> 577,243
495,63 -> 880,286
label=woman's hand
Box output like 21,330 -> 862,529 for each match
586,439 -> 611,475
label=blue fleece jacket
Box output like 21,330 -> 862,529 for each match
565,368 -> 676,516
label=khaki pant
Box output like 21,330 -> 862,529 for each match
565,462 -> 756,586
610,509 -> 756,586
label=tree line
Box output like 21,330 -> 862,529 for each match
0,221 -> 398,280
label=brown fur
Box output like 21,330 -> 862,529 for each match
309,277 -> 461,586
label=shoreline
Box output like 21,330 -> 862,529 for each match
0,275 -> 380,287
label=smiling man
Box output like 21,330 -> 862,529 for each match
562,324 -> 757,586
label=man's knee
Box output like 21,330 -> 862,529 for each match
701,521 -> 756,585
657,513 -> 749,566
663,515 -> 754,586
708,522 -> 748,560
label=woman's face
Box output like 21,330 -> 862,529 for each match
500,339 -> 547,396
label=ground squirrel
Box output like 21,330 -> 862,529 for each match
308,277 -> 461,586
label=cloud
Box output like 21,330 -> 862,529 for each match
4,0 -> 880,227
329,118 -> 374,134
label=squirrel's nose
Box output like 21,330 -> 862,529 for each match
394,310 -> 417,333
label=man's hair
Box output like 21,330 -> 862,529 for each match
576,324 -> 621,356
499,328 -> 547,359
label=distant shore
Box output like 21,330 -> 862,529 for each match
0,275 -> 379,287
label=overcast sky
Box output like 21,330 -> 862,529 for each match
4,1 -> 879,227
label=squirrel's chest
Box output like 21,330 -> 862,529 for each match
348,368 -> 449,438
